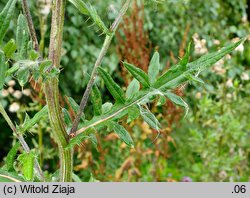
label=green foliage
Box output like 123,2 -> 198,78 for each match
108,121 -> 134,148
20,106 -> 48,134
17,152 -> 35,181
90,85 -> 102,116
68,0 -> 110,35
0,0 -> 17,44
123,62 -> 150,88
5,142 -> 20,172
97,67 -> 125,103
16,14 -> 29,59
0,51 -> 7,89
3,39 -> 17,58
148,51 -> 160,84
126,79 -> 140,99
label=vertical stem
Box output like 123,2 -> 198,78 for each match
21,0 -> 39,52
44,0 -> 72,181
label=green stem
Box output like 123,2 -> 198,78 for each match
44,0 -> 72,181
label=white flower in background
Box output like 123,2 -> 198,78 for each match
38,0 -> 52,17
226,93 -> 232,99
9,102 -> 20,113
7,80 -> 15,87
7,87 -> 14,94
226,78 -> 233,88
22,89 -> 31,96
212,59 -> 226,75
241,15 -> 248,23
225,54 -> 231,60
108,4 -> 117,14
192,33 -> 208,55
232,37 -> 244,53
13,90 -> 22,99
213,39 -> 220,45
241,72 -> 249,81
195,92 -> 202,99
1,89 -> 9,97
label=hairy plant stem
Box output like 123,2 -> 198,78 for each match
69,0 -> 132,137
0,103 -> 44,181
21,0 -> 39,52
43,0 -> 72,181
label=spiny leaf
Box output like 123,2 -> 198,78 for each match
68,0 -> 89,15
89,133 -> 98,148
126,78 -> 140,99
90,85 -> 102,116
0,0 -> 17,44
109,121 -> 134,147
157,95 -> 167,106
3,39 -> 17,58
98,67 -> 125,103
18,152 -> 35,181
68,0 -> 110,35
123,62 -> 150,88
6,142 -> 20,171
148,51 -> 160,84
0,51 -> 8,90
66,96 -> 85,122
87,4 -> 110,35
21,106 -> 48,134
139,105 -> 161,130
187,39 -> 244,71
16,14 -> 29,59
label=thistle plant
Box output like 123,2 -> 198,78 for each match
0,0 -> 244,182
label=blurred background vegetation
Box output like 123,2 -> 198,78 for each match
0,0 -> 250,181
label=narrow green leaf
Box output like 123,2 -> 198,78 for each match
187,39 -> 244,71
0,0 -> 17,44
68,0 -> 89,15
109,121 -> 134,147
0,51 -> 8,89
153,63 -> 186,89
67,96 -> 80,113
179,42 -> 191,66
123,62 -> 150,88
18,152 -> 35,181
16,14 -> 29,59
6,142 -> 20,171
126,79 -> 140,99
139,105 -> 161,130
3,39 -> 17,58
127,105 -> 140,123
89,173 -> 100,182
163,91 -> 189,116
87,4 -> 110,35
90,85 -> 102,116
98,67 -> 125,103
21,106 -> 48,134
16,67 -> 30,87
148,51 -> 160,84
6,64 -> 19,76
185,73 -> 204,84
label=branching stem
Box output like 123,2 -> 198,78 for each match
69,0 -> 132,137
